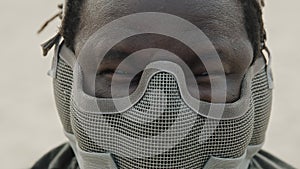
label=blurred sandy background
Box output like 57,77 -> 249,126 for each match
0,1 -> 299,168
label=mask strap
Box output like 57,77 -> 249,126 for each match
257,0 -> 265,7
58,43 -> 77,69
260,16 -> 273,90
263,46 -> 274,89
40,32 -> 62,56
258,0 -> 272,89
45,37 -> 62,78
47,42 -> 77,79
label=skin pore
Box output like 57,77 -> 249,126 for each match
73,0 -> 254,103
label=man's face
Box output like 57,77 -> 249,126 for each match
74,0 -> 253,103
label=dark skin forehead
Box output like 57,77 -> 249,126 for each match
74,0 -> 253,102
75,0 -> 250,53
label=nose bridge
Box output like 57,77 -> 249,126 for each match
142,60 -> 200,106
149,49 -> 201,77
109,47 -> 198,96
116,48 -> 199,95
150,49 -> 185,65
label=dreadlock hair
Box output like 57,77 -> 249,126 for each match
240,0 -> 266,59
60,0 -> 266,58
60,0 -> 85,52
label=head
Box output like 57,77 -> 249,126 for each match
60,0 -> 266,103
53,1 -> 272,168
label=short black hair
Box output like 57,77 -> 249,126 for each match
61,0 -> 266,57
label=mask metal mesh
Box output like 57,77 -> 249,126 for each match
249,69 -> 272,145
53,58 -> 272,168
71,73 -> 254,168
53,58 -> 73,134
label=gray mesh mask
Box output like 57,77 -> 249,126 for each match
50,42 -> 273,169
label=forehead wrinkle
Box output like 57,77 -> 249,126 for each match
75,0 -> 118,53
83,0 -> 130,23
82,0 -> 244,26
75,0 -> 247,54
186,0 -> 245,31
